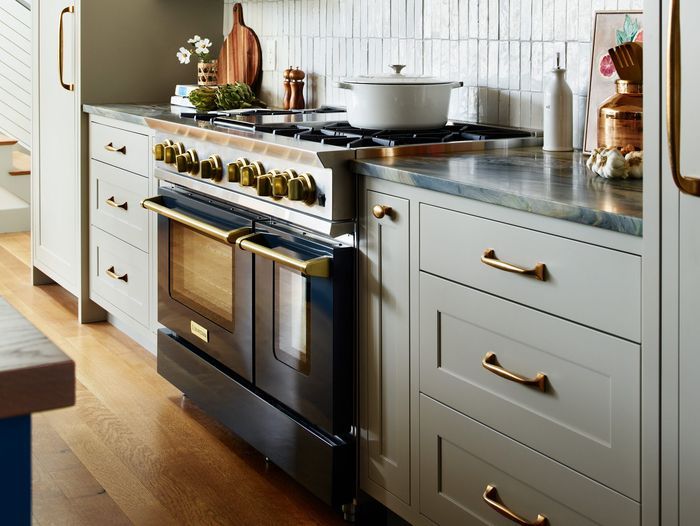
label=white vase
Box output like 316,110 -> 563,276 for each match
543,55 -> 573,152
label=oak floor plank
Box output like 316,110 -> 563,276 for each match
0,233 -> 346,526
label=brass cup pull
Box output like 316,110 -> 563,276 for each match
104,143 -> 127,155
59,5 -> 75,92
105,197 -> 128,210
105,266 -> 128,283
372,205 -> 392,219
667,0 -> 700,196
481,249 -> 546,281
482,352 -> 547,392
482,485 -> 548,526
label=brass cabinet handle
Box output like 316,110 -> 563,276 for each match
372,204 -> 393,219
482,485 -> 548,526
59,5 -> 75,92
481,249 -> 546,281
236,233 -> 331,278
104,143 -> 127,155
105,196 -> 128,210
482,352 -> 547,392
667,0 -> 700,195
105,266 -> 128,283
141,196 -> 251,244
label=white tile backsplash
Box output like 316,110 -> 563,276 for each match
223,0 -> 630,131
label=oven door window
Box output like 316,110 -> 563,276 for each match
170,222 -> 234,332
274,265 -> 311,375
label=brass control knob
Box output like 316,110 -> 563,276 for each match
372,205 -> 393,219
256,174 -> 274,196
287,173 -> 317,204
200,155 -> 223,180
153,139 -> 174,161
164,142 -> 185,164
227,157 -> 250,183
175,149 -> 200,175
240,161 -> 265,187
273,169 -> 296,198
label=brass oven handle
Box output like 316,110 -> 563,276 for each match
236,233 -> 331,278
105,266 -> 128,283
105,143 -> 127,155
482,352 -> 547,392
59,5 -> 75,92
481,249 -> 546,281
483,485 -> 548,526
667,0 -> 700,195
140,196 -> 251,244
105,196 -> 128,210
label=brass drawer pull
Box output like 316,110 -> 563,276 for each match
372,205 -> 393,219
105,196 -> 128,210
105,143 -> 127,154
483,485 -> 548,526
105,266 -> 128,283
481,249 -> 546,281
482,352 -> 547,392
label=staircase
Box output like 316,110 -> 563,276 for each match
0,134 -> 29,233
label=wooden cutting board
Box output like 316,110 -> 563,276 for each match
217,3 -> 262,94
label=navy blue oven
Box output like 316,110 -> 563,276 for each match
142,186 -> 356,508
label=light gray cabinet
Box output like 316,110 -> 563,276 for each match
359,176 -> 644,526
360,190 -> 412,505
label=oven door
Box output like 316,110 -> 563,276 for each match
143,188 -> 258,382
241,224 -> 354,436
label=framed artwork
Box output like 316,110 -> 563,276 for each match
583,11 -> 644,154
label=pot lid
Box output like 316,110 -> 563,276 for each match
343,64 -> 455,85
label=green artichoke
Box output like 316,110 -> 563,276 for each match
188,83 -> 267,112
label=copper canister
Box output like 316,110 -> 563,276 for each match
597,80 -> 643,151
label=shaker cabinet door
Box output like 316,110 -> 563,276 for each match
362,190 -> 411,504
33,1 -> 78,293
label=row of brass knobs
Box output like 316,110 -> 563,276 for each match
153,140 -> 317,204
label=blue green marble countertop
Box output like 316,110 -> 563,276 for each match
354,148 -> 643,236
83,104 -> 643,237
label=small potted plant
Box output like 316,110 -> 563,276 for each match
177,35 -> 217,86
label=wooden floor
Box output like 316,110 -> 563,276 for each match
0,232 -> 346,526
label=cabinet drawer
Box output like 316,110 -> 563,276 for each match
90,160 -> 149,251
90,227 -> 149,326
419,204 -> 641,341
419,395 -> 639,526
420,273 -> 640,499
90,122 -> 150,176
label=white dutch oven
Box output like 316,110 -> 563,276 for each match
336,65 -> 463,130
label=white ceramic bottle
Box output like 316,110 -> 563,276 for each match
543,53 -> 573,152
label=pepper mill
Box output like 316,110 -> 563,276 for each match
282,66 -> 292,110
289,67 -> 306,110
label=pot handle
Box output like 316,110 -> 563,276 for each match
450,81 -> 465,90
336,81 -> 353,90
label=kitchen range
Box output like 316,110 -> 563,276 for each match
140,107 -> 542,514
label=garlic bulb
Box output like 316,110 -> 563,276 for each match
587,150 -> 599,171
599,149 -> 627,179
625,151 -> 644,179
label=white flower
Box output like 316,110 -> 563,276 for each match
187,35 -> 201,44
177,47 -> 192,64
195,39 -> 212,55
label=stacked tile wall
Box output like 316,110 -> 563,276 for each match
223,0 -> 643,144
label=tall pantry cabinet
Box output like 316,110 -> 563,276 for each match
32,0 -> 221,321
660,0 -> 700,524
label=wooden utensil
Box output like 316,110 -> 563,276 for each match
608,42 -> 643,82
218,3 -> 262,94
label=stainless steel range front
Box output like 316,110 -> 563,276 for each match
141,107 -> 541,515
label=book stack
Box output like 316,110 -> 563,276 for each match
170,85 -> 200,109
